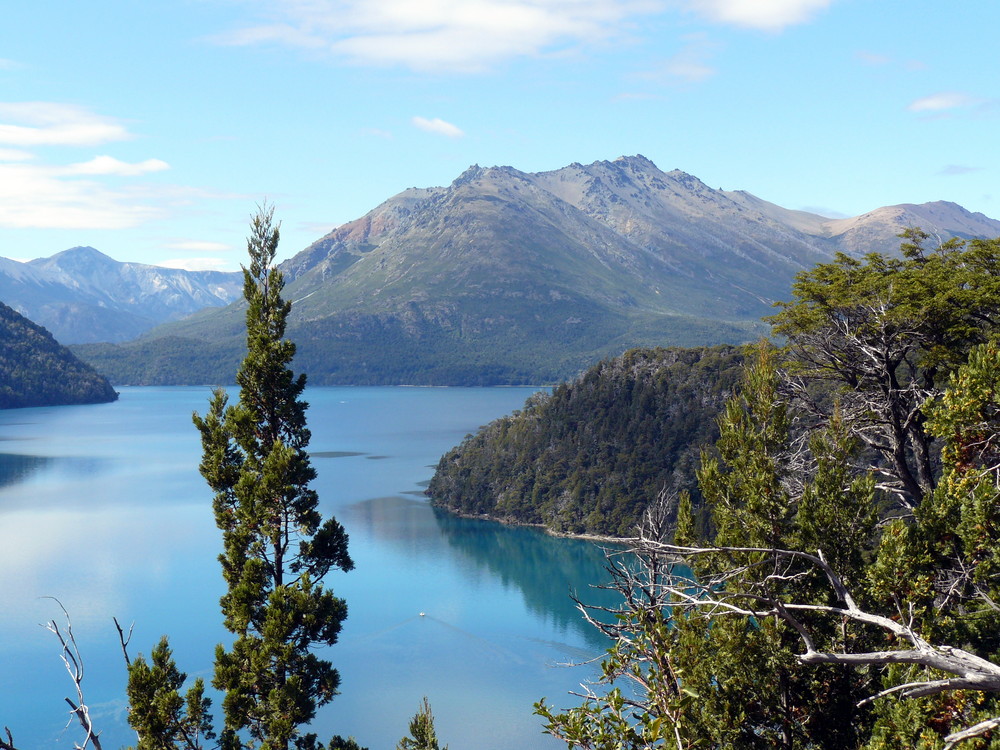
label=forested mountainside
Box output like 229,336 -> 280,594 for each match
427,345 -> 746,536
0,300 -> 118,409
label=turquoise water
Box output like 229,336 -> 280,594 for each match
0,387 -> 616,749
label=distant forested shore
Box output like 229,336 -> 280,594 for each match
428,344 -> 746,537
0,301 -> 118,409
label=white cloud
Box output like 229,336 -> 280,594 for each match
0,147 -> 33,161
212,0 -> 663,71
908,91 -> 981,112
0,161 -> 167,229
0,102 -> 132,146
0,103 -> 183,230
0,59 -> 21,70
689,0 -> 833,31
157,256 -> 234,271
412,116 -> 465,138
66,155 -> 170,176
166,240 -> 234,253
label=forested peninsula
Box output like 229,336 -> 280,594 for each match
0,300 -> 118,409
428,344 -> 746,537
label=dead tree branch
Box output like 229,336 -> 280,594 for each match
617,538 -> 1000,748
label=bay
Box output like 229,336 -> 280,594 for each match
0,386 -> 615,749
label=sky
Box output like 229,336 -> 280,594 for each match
1,0 -> 998,271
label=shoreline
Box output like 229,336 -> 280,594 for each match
430,501 -> 628,545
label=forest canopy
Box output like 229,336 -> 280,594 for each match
0,300 -> 118,409
428,345 -> 746,537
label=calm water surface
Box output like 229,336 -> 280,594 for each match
0,387 -> 616,749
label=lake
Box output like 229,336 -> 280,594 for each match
0,387 -> 618,749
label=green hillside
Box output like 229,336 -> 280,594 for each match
0,301 -> 118,409
427,345 -> 746,536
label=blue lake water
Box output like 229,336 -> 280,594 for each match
0,387 -> 617,749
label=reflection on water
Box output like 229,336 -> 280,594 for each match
431,508 -> 619,650
0,386 -> 614,750
0,453 -> 51,489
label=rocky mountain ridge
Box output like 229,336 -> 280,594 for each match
0,247 -> 242,344
73,155 -> 1000,385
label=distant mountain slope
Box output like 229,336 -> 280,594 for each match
0,301 -> 118,409
73,156 -> 1000,386
0,247 -> 242,344
722,192 -> 1000,256
428,345 -> 746,537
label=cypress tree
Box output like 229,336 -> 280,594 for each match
194,204 -> 354,750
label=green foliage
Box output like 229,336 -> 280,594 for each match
542,233 -> 1000,749
429,345 -> 746,536
125,637 -> 215,750
769,230 -> 1000,507
862,340 -> 1000,747
0,300 -> 118,408
689,344 -> 877,748
396,698 -> 448,750
193,205 -> 354,750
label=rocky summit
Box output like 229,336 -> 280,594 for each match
71,156 -> 1000,386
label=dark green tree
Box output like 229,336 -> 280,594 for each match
194,204 -> 355,750
124,637 -> 215,750
396,698 -> 447,750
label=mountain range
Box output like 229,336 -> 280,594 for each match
59,155 -> 1000,385
0,247 -> 242,344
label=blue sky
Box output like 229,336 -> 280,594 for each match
1,0 -> 998,270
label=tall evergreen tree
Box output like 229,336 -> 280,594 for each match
194,205 -> 354,750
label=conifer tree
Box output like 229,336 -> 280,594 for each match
125,637 -> 215,750
396,698 -> 447,750
194,204 -> 354,750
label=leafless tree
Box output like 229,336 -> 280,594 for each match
781,298 -> 937,510
1,599 -> 104,750
602,529 -> 1000,750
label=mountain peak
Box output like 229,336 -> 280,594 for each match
612,154 -> 658,171
453,164 -> 485,187
30,246 -> 118,271
57,246 -> 115,262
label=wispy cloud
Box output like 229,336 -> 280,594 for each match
0,102 -> 131,146
157,256 -> 234,271
0,147 -> 33,161
211,0 -> 662,72
165,240 -> 233,253
855,51 -> 927,72
643,33 -> 719,84
412,116 -> 465,138
0,162 -> 167,228
0,103 -> 173,229
688,0 -> 834,31
938,164 -> 983,176
855,51 -> 890,66
66,155 -> 170,176
907,91 -> 982,113
0,59 -> 22,71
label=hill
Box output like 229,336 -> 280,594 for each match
0,301 -> 118,409
73,156 -> 1000,385
427,345 -> 746,537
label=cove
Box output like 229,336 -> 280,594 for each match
0,386 -> 616,749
